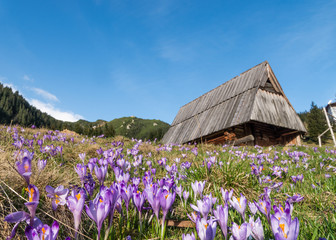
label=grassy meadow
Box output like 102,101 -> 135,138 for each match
0,125 -> 335,239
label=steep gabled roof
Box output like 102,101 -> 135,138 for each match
162,61 -> 306,144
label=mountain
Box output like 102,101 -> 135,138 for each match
109,116 -> 170,140
0,83 -> 170,140
0,83 -> 64,129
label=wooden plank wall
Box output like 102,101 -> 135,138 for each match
192,122 -> 301,146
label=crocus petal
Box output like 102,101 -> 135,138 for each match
7,221 -> 23,240
288,218 -> 300,240
190,204 -> 200,212
51,221 -> 59,240
25,226 -> 40,240
5,211 -> 30,223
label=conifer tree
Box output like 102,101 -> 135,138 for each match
307,102 -> 329,143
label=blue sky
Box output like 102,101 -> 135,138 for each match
0,0 -> 335,123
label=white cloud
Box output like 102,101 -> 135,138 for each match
23,75 -> 34,82
31,87 -> 59,102
29,99 -> 84,122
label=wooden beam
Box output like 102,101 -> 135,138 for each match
323,107 -> 336,147
281,130 -> 299,136
234,134 -> 254,145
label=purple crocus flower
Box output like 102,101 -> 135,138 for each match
190,198 -> 211,218
191,180 -> 205,199
213,204 -> 228,240
249,216 -> 264,240
37,139 -> 43,147
97,184 -> 120,236
191,147 -> 198,156
270,216 -> 299,240
46,185 -> 69,210
229,194 -> 247,221
25,184 -> 39,225
248,201 -> 258,215
286,194 -> 304,204
25,221 -> 59,240
221,188 -> 233,204
160,189 -> 176,238
56,146 -> 63,158
144,184 -> 161,222
176,185 -> 183,200
291,174 -> 303,184
74,163 -> 87,185
121,184 -> 133,212
132,177 -> 141,186
260,187 -> 271,202
13,139 -> 23,149
5,189 -> 42,239
84,173 -> 96,196
250,163 -> 263,176
67,188 -> 86,237
37,159 -> 47,171
204,193 -> 217,210
5,211 -> 30,239
187,211 -> 200,223
273,202 -> 291,220
182,232 -> 196,240
160,189 -> 176,220
85,195 -> 111,239
79,153 -> 86,162
94,164 -> 108,186
16,156 -> 32,184
87,161 -> 95,174
255,198 -> 271,222
133,190 -> 146,213
183,190 -> 190,207
116,172 -> 130,184
231,222 -> 251,240
92,148 -> 102,157
195,217 -> 217,240
132,190 -> 146,233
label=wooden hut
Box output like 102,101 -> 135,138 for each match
162,61 -> 306,146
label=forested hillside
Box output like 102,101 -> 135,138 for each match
0,83 -> 170,140
0,83 -> 64,129
110,116 -> 170,140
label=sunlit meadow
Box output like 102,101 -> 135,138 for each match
0,125 -> 335,239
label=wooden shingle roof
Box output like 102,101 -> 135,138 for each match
162,61 -> 306,144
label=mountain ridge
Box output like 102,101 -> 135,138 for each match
0,83 -> 170,140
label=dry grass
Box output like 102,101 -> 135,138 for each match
1,125 -> 336,239
0,127 -> 96,239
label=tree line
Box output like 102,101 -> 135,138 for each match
0,83 -> 169,140
298,101 -> 335,144
0,83 -> 115,137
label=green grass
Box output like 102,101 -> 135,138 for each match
0,126 -> 336,239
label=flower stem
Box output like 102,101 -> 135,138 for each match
161,215 -> 166,240
139,211 -> 142,239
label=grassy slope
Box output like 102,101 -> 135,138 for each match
109,116 -> 170,140
0,126 -> 335,239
